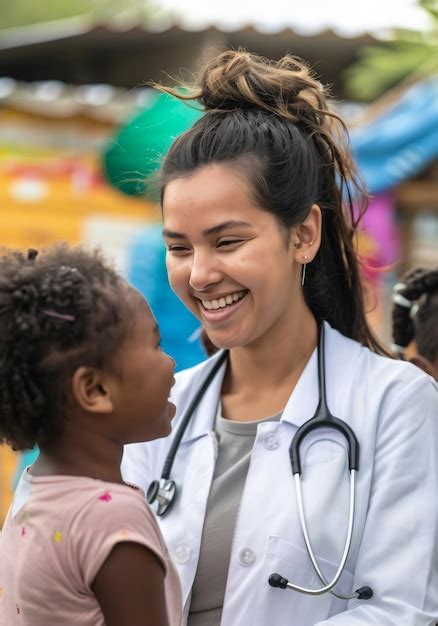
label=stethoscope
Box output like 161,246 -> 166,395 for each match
148,323 -> 373,602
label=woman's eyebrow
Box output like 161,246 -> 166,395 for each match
163,220 -> 252,239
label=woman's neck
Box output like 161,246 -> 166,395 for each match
223,304 -> 317,402
221,307 -> 318,421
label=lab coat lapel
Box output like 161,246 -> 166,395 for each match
158,352 -> 227,607
180,350 -> 227,443
280,339 -> 319,428
280,322 -> 344,429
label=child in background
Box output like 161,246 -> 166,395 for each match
0,246 -> 182,626
392,266 -> 438,380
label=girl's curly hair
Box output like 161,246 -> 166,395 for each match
392,267 -> 438,361
0,245 -> 129,451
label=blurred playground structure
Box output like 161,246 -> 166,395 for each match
0,12 -> 437,522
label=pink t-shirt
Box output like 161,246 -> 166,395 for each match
0,471 -> 182,626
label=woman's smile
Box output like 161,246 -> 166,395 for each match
196,290 -> 249,324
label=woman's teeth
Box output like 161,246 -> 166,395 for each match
201,291 -> 246,310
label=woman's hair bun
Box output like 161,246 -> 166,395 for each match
198,50 -> 328,120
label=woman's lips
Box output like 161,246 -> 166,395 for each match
197,291 -> 248,324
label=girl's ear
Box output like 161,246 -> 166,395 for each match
408,355 -> 437,380
71,367 -> 114,414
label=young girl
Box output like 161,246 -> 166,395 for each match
392,266 -> 438,380
0,245 -> 182,626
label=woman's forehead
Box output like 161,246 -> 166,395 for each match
163,164 -> 253,210
162,166 -> 272,235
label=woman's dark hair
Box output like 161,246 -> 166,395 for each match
0,245 -> 129,451
392,267 -> 438,362
155,50 -> 387,354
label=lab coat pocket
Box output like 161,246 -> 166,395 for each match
257,536 -> 354,626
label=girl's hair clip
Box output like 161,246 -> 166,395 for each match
392,282 -> 406,293
409,303 -> 420,319
59,265 -> 78,273
41,308 -> 75,322
410,293 -> 428,320
392,293 -> 412,309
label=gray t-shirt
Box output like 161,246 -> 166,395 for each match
187,406 -> 281,626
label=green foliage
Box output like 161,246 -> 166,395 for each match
345,0 -> 438,101
0,0 -> 153,30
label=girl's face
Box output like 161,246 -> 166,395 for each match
163,164 -> 302,350
108,292 -> 176,443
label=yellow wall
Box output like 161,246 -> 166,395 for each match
0,447 -> 17,524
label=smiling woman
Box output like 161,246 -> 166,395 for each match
162,166 -> 323,352
122,50 -> 438,626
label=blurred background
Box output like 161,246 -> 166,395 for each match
0,0 -> 437,521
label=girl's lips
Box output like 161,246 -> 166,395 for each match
166,401 -> 177,419
197,291 -> 248,324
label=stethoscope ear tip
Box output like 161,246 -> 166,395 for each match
355,586 -> 373,600
268,573 -> 289,589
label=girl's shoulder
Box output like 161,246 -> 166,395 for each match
67,478 -> 152,525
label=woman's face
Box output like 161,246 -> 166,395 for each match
162,163 -> 303,350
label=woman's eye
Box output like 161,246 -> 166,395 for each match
167,245 -> 191,253
217,239 -> 243,248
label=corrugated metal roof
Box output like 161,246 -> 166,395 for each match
0,77 -> 156,123
0,15 -> 380,52
0,75 -> 369,126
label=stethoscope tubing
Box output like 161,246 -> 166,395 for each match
292,469 -> 357,599
149,323 -> 373,601
147,349 -> 228,515
162,349 -> 228,480
285,324 -> 359,599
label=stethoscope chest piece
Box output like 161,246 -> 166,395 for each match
147,478 -> 177,516
148,349 -> 228,517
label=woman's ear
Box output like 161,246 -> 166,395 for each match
71,367 -> 114,414
291,204 -> 322,263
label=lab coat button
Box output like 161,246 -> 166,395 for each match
264,434 -> 279,450
175,543 -> 191,564
239,547 -> 256,566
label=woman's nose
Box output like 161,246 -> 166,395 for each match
189,251 -> 221,292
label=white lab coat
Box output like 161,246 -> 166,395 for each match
122,322 -> 438,626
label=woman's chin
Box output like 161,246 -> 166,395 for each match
207,330 -> 251,351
